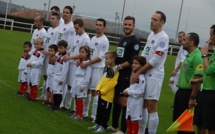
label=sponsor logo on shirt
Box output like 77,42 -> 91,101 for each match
151,40 -> 155,44
196,64 -> 203,71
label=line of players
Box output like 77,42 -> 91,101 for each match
17,5 -> 171,134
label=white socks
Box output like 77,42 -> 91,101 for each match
138,108 -> 148,134
91,95 -> 98,119
83,94 -> 91,117
65,91 -> 73,109
148,112 -> 159,134
41,81 -> 46,97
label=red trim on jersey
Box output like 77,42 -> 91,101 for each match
155,51 -> 163,56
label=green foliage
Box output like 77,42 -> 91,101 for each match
0,29 -> 176,134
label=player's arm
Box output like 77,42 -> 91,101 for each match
172,62 -> 182,76
81,66 -> 92,89
128,76 -> 146,98
31,53 -> 45,67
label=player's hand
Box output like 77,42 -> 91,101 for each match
41,50 -> 48,55
50,55 -> 57,64
96,90 -> 101,96
201,45 -> 209,55
59,81 -> 63,85
79,87 -> 84,92
130,72 -> 139,84
25,53 -> 31,60
26,63 -> 31,67
63,54 -> 70,61
188,98 -> 196,109
171,69 -> 177,76
122,90 -> 128,95
107,68 -> 114,78
80,61 -> 90,68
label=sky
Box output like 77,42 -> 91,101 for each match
2,0 -> 215,46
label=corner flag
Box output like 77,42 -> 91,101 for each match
166,108 -> 194,132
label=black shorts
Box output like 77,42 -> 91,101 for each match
114,79 -> 129,97
194,90 -> 215,130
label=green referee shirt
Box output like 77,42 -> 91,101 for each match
178,48 -> 204,89
203,52 -> 215,90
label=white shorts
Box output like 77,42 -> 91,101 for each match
88,67 -> 103,90
66,63 -> 77,86
126,97 -> 144,121
28,69 -> 41,86
46,75 -> 54,92
71,77 -> 88,98
18,70 -> 28,83
52,77 -> 64,94
144,78 -> 163,101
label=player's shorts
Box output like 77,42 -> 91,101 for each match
115,79 -> 130,97
46,75 -> 54,92
88,67 -> 103,90
126,97 -> 144,121
144,78 -> 163,100
66,62 -> 77,86
72,77 -> 88,98
194,90 -> 215,130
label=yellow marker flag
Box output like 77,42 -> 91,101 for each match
166,108 -> 194,132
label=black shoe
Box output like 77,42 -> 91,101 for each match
170,106 -> 174,110
60,107 -> 70,111
51,107 -> 59,111
17,91 -> 24,96
70,110 -> 76,114
145,128 -> 149,134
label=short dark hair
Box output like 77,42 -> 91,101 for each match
49,44 -> 58,52
178,31 -> 185,35
156,11 -> 166,23
50,6 -> 60,12
57,40 -> 68,48
24,41 -> 32,48
51,12 -> 60,20
74,18 -> 84,27
96,18 -> 106,27
64,6 -> 73,14
210,24 -> 215,35
188,32 -> 199,47
124,16 -> 135,25
105,50 -> 117,62
132,56 -> 146,66
37,15 -> 44,22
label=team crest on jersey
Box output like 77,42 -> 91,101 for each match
85,42 -> 89,46
196,64 -> 203,71
63,28 -> 66,31
159,41 -> 165,48
57,57 -> 63,64
33,51 -> 40,57
123,42 -> 127,46
36,34 -> 39,37
151,40 -> 155,44
102,45 -> 106,51
70,31 -> 75,36
134,44 -> 139,50
77,40 -> 79,43
95,42 -> 98,46
183,63 -> 188,70
51,32 -> 54,35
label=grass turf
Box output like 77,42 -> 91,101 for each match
0,29 -> 176,134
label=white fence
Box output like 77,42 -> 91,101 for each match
0,18 -> 180,55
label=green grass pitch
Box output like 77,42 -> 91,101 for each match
0,29 -> 177,134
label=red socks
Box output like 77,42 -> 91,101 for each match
131,121 -> 139,134
126,119 -> 132,134
75,98 -> 83,118
29,85 -> 38,100
19,82 -> 28,94
126,119 -> 139,134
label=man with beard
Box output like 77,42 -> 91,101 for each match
130,11 -> 169,134
107,16 -> 140,134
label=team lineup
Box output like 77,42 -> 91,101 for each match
16,5 -> 215,134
